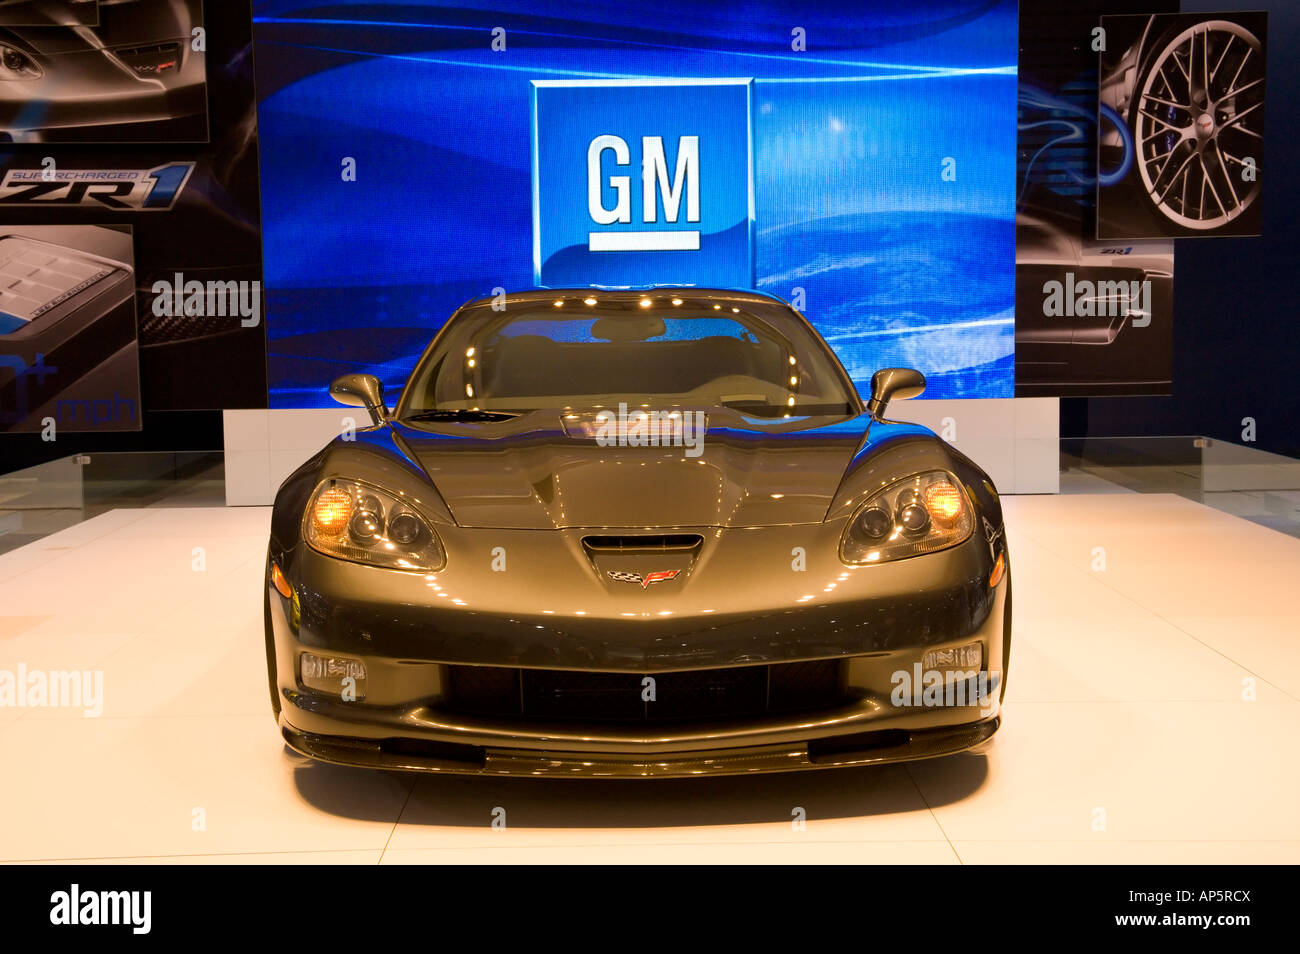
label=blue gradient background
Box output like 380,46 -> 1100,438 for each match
252,1 -> 1017,407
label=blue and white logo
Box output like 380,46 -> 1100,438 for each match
531,79 -> 754,288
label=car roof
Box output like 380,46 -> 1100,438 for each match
458,288 -> 791,309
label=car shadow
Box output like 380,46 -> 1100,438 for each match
289,749 -> 991,828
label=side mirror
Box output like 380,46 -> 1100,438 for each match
329,373 -> 388,427
867,367 -> 926,421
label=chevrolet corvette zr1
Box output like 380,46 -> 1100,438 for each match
265,288 -> 1012,778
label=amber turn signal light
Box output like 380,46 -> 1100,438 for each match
312,487 -> 352,535
923,480 -> 964,523
270,561 -> 293,599
988,552 -> 1005,588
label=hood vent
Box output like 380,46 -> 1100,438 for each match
582,534 -> 703,552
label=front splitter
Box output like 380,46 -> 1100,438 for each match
281,716 -> 999,779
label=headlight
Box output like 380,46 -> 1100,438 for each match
0,45 -> 42,80
839,471 -> 973,565
305,479 -> 444,571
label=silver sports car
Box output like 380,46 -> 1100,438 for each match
265,288 -> 1012,777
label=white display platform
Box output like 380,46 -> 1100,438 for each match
0,493 -> 1295,863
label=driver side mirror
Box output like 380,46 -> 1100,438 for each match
329,373 -> 388,427
867,367 -> 926,421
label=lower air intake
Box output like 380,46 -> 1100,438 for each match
443,659 -> 849,724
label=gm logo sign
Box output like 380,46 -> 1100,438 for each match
531,79 -> 753,288
586,134 -> 700,251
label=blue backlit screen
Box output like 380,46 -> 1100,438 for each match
253,1 -> 1017,408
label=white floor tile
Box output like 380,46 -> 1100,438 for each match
385,764 -> 946,852
1163,614 -> 1300,700
1009,613 -> 1290,703
379,841 -> 959,864
0,495 -> 1294,863
0,717 -> 413,862
908,699 -> 1300,843
952,840 -> 1300,864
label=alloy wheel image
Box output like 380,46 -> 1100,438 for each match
1135,20 -> 1264,231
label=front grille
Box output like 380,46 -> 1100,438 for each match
581,534 -> 703,551
113,42 -> 182,77
443,660 -> 849,724
115,43 -> 180,58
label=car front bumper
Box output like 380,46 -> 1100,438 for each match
0,82 -> 207,136
268,532 -> 1009,778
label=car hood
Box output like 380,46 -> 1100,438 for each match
388,409 -> 872,530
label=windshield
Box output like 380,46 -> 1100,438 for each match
399,293 -> 859,418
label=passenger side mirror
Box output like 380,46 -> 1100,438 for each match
867,367 -> 926,421
329,373 -> 388,427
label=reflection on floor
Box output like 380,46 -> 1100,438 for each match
0,495 -> 1296,864
0,452 -> 224,558
1061,437 -> 1300,539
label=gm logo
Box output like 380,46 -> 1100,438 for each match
531,79 -> 753,288
586,134 -> 699,251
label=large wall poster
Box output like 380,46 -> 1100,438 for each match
0,1 -> 207,144
0,224 -> 140,434
0,2 -> 98,29
0,2 -> 268,413
1015,1 -> 1176,397
1097,11 -> 1267,240
253,1 -> 1018,409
